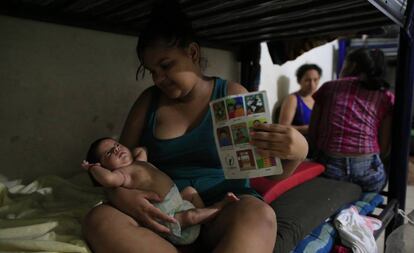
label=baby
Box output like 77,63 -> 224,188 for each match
82,137 -> 238,245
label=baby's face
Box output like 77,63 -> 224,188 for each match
97,139 -> 134,170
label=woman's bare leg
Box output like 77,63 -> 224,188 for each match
82,204 -> 182,253
202,195 -> 277,253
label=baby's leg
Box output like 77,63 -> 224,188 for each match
180,186 -> 205,208
176,190 -> 239,228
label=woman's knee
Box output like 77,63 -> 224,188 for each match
82,205 -> 179,253
82,204 -> 137,239
202,197 -> 277,251
235,197 -> 277,228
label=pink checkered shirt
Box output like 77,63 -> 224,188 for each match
312,77 -> 394,154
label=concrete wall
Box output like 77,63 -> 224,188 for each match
0,15 -> 239,181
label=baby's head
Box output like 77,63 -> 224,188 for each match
86,137 -> 134,170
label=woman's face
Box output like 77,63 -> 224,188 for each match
142,43 -> 201,99
97,139 -> 134,170
299,69 -> 320,95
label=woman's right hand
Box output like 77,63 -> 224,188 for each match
106,187 -> 177,234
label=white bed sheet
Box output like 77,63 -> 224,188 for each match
0,174 -> 105,252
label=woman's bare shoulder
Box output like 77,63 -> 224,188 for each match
119,86 -> 156,147
285,93 -> 299,103
139,86 -> 156,100
227,81 -> 248,95
129,86 -> 157,110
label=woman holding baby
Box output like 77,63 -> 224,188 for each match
82,1 -> 308,253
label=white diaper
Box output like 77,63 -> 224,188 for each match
153,185 -> 200,245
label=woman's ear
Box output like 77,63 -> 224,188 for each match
187,42 -> 201,64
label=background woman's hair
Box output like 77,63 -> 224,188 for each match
136,0 -> 198,79
345,48 -> 390,90
295,64 -> 322,83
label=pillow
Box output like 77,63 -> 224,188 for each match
250,161 -> 325,203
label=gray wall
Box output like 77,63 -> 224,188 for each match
0,15 -> 239,181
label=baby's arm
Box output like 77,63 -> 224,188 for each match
132,147 -> 148,162
81,160 -> 126,188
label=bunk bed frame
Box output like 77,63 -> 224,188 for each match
1,0 -> 413,252
385,0 -> 413,238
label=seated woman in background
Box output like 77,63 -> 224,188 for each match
309,48 -> 394,193
278,64 -> 322,135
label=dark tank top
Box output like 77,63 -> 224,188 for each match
140,77 -> 260,205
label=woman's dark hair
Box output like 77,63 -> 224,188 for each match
344,48 -> 390,90
296,64 -> 322,83
136,0 -> 198,79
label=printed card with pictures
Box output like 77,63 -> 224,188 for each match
210,90 -> 283,179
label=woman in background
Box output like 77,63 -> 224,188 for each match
278,64 -> 322,135
309,48 -> 394,193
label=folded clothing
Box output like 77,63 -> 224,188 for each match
292,192 -> 383,253
251,161 -> 325,203
334,206 -> 382,253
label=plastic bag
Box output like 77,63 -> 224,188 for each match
385,209 -> 414,253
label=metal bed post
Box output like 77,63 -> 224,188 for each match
387,0 -> 414,236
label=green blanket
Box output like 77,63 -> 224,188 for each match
0,175 -> 105,253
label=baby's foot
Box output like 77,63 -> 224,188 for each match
223,192 -> 240,203
212,192 -> 240,210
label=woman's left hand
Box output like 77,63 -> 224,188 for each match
250,123 -> 308,160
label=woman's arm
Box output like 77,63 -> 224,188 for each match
106,187 -> 176,233
279,95 -> 297,125
227,81 -> 249,95
120,87 -> 154,149
308,102 -> 322,150
379,114 -> 392,157
250,124 -> 308,180
113,87 -> 177,233
292,125 -> 309,135
279,94 -> 309,135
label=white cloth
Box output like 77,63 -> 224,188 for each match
334,206 -> 382,253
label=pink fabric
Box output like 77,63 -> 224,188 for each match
332,245 -> 351,253
250,161 -> 325,203
312,77 -> 394,154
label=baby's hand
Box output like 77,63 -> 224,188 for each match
81,160 -> 101,171
133,147 -> 148,162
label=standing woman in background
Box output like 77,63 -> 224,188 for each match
309,48 -> 394,193
278,64 -> 322,135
